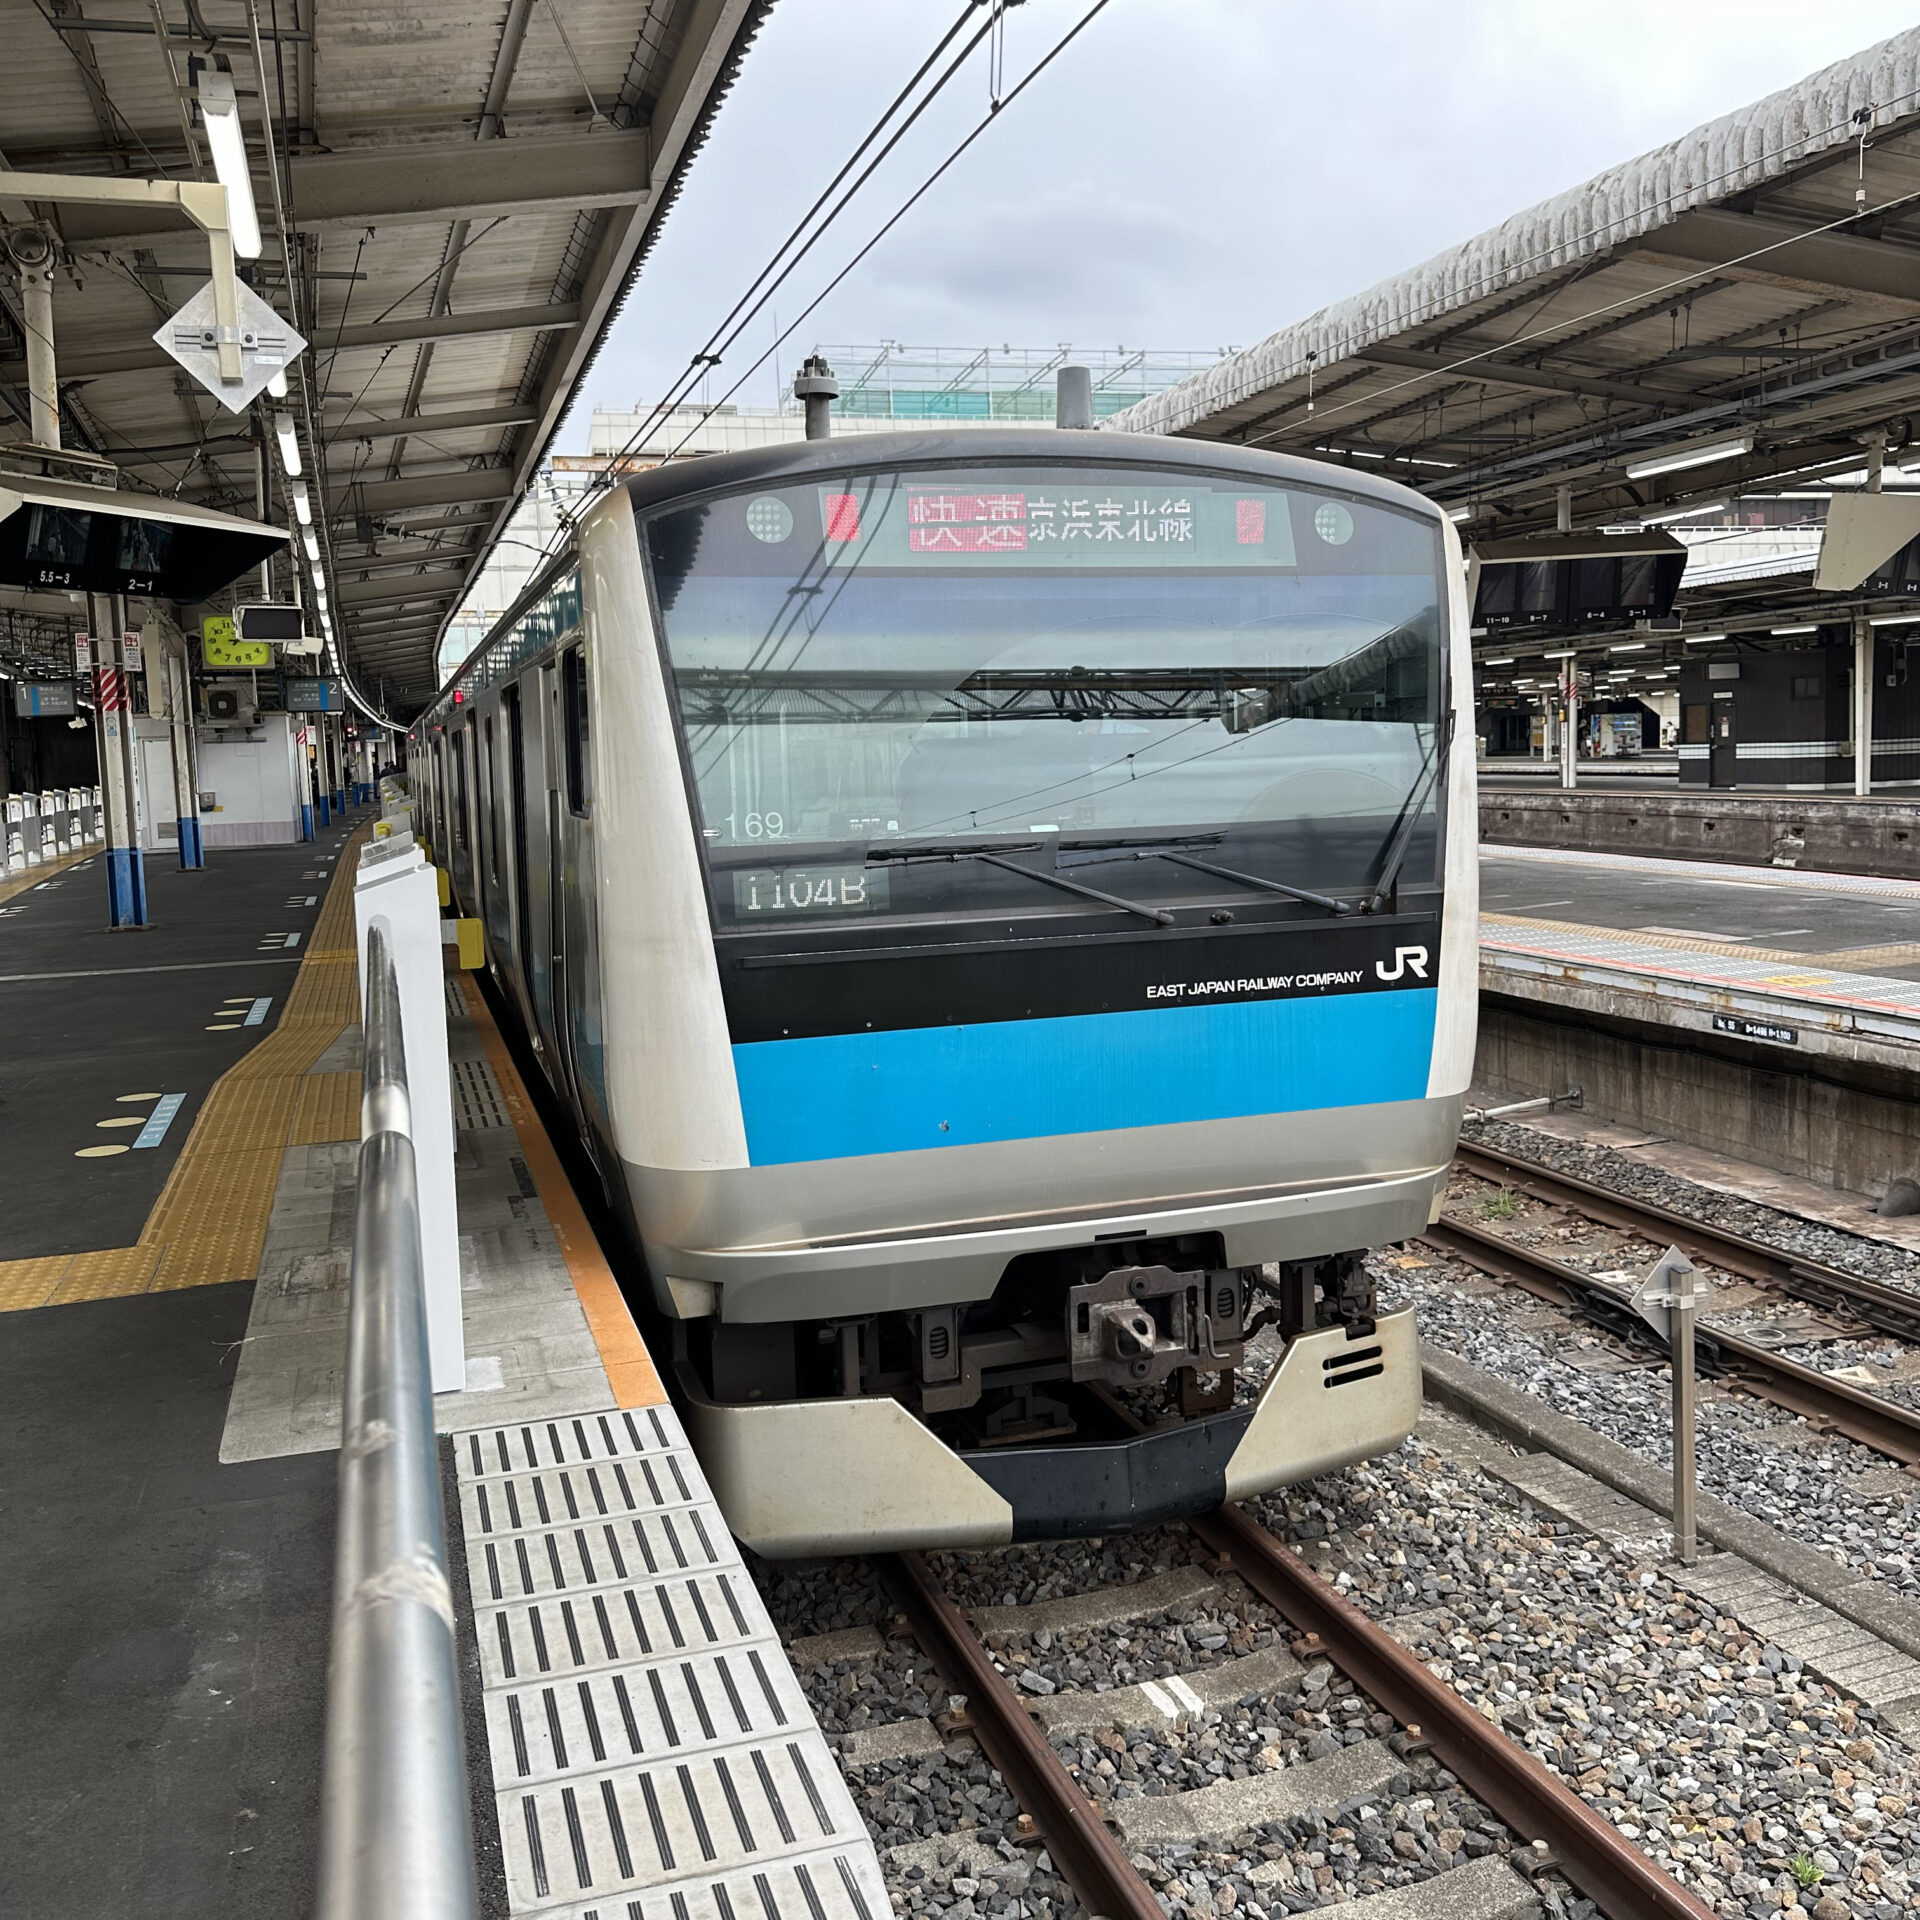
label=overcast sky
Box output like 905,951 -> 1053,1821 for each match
566,0 -> 1920,441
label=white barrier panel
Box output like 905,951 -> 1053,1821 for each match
353,834 -> 465,1393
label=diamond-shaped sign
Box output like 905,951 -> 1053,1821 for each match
153,278 -> 307,415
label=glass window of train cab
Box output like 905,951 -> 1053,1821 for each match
562,645 -> 592,816
642,461 -> 1446,938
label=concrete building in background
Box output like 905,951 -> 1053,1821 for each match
439,346 -> 1230,679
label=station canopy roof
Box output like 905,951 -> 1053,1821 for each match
0,0 -> 764,713
1105,27 -> 1920,667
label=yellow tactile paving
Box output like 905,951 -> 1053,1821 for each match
1482,913 -> 1824,970
0,842 -> 96,907
0,1255 -> 77,1313
290,1072 -> 363,1145
48,1246 -> 161,1305
0,822 -> 375,1312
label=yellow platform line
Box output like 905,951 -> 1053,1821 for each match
0,824 -> 373,1312
460,970 -> 666,1410
0,842 -> 98,907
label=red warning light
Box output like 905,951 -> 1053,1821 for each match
824,494 -> 861,542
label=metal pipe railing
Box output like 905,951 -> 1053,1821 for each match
316,925 -> 479,1920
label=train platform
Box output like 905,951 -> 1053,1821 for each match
1479,842 -> 1920,1068
0,813 -> 885,1920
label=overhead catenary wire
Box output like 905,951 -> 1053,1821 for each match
567,1 -> 1002,508
543,0 -> 1117,576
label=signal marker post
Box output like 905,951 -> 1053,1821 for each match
1632,1245 -> 1701,1565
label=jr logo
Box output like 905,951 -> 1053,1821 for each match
1375,945 -> 1430,983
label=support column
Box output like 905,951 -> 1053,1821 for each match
300,725 -> 315,840
329,713 -> 346,815
1855,614 -> 1875,798
18,234 -> 59,451
1560,661 -> 1580,791
92,629 -> 148,926
165,638 -> 204,868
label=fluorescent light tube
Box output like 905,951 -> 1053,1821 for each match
1482,656 -> 1516,665
291,482 -> 311,526
267,368 -> 288,399
274,412 -> 302,478
1772,624 -> 1818,635
302,526 -> 319,562
1640,498 -> 1728,525
1683,632 -> 1727,644
196,69 -> 261,261
1869,613 -> 1920,627
1608,642 -> 1647,652
1624,434 -> 1753,481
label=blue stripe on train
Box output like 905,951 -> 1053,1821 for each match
732,987 -> 1438,1166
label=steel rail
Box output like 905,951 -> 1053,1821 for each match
873,1552 -> 1165,1920
315,927 -> 479,1920
1457,1138 -> 1920,1344
1422,1214 -> 1920,1467
1183,1504 -> 1720,1920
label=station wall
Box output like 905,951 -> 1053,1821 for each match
196,714 -> 304,846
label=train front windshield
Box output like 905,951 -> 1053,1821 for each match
643,463 -> 1447,930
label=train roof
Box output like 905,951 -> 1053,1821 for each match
612,426 -> 1450,522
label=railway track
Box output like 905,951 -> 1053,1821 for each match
870,1501 -> 1720,1920
1431,1142 -> 1920,1469
1456,1138 -> 1920,1344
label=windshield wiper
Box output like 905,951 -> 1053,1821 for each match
1362,713 -> 1454,914
868,841 -> 1174,927
1062,834 -> 1354,917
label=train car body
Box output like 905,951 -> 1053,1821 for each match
414,428 -> 1477,1557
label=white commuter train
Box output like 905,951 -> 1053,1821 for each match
412,427 -> 1477,1556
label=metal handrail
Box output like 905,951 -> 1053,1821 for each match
316,924 -> 479,1920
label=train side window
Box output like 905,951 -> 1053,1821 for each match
563,646 -> 592,816
483,717 -> 500,886
453,725 -> 470,850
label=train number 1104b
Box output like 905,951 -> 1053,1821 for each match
731,865 -> 889,915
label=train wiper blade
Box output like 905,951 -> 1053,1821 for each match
1362,714 -> 1454,915
1063,837 -> 1353,917
866,840 -> 1173,926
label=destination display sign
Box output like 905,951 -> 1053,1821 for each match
814,481 -> 1301,569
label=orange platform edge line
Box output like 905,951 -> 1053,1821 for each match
459,969 -> 666,1410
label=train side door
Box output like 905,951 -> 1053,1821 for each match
513,671 -> 558,1061
502,684 -> 539,1041
557,644 -> 605,1151
542,660 -> 584,1120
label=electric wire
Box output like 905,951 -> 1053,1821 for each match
569,2 -> 1001,508
539,0 -> 1115,585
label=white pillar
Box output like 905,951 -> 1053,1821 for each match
19,243 -> 59,451
1855,615 -> 1874,798
353,837 -> 465,1393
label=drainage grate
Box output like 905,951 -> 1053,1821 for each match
453,1056 -> 509,1132
456,1408 -> 887,1920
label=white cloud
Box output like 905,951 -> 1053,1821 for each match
567,0 -> 1920,438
